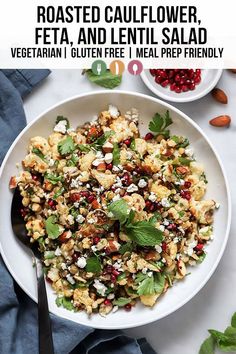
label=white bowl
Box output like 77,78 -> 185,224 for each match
141,69 -> 223,103
0,91 -> 231,329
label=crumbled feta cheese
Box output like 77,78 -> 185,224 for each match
92,158 -> 104,167
54,120 -> 67,134
107,293 -> 115,300
104,153 -> 113,164
67,215 -> 74,225
96,151 -> 104,159
215,202 -> 220,209
148,193 -> 157,202
158,225 -> 165,232
108,104 -> 119,118
74,202 -> 80,208
55,247 -> 61,256
173,237 -> 179,244
155,245 -> 162,253
186,240 -> 198,256
163,219 -> 169,226
112,194 -> 121,202
86,184 -> 91,189
185,148 -> 194,157
93,279 -> 107,296
142,267 -> 148,274
88,218 -> 96,224
161,258 -> 166,264
48,159 -> 55,167
114,188 -> 121,194
76,215 -> 85,224
61,263 -> 67,270
127,184 -> 138,193
76,257 -> 87,268
112,305 -> 119,313
138,179 -> 147,188
91,245 -> 97,252
161,198 -> 170,208
71,177 -> 83,188
66,274 -> 75,285
147,271 -> 153,277
67,127 -> 75,133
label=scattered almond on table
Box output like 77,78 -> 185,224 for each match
211,88 -> 228,104
209,115 -> 231,127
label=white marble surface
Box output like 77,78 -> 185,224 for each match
24,70 -> 236,354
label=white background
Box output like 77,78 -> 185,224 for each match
23,69 -> 236,354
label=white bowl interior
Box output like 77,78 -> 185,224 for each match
0,91 -> 230,329
141,69 -> 223,102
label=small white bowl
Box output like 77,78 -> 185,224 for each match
141,69 -> 223,103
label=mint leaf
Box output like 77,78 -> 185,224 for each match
108,199 -> 129,225
112,143 -> 120,166
208,329 -> 231,343
136,274 -> 155,296
86,256 -> 102,273
148,110 -> 172,137
58,136 -> 75,155
224,326 -> 236,337
125,221 -> 163,246
135,273 -> 165,296
56,296 -> 74,311
77,144 -> 91,153
32,147 -> 46,161
119,242 -> 133,255
178,157 -> 192,166
153,273 -> 165,293
86,70 -> 122,89
113,297 -> 131,307
45,216 -> 61,239
56,115 -> 70,129
199,335 -> 215,354
44,173 -> 64,185
231,313 -> 236,328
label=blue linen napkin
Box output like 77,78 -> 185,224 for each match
0,69 -> 157,354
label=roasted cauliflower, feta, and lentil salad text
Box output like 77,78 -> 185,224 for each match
10,106 -> 217,316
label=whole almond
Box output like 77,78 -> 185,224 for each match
211,88 -> 228,104
209,115 -> 231,127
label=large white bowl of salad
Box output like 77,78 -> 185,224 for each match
0,91 -> 230,329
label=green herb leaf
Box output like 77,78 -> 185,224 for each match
224,326 -> 236,337
53,187 -> 65,199
45,216 -> 61,239
86,256 -> 102,273
56,115 -> 70,129
77,144 -> 91,153
199,335 -> 215,354
135,273 -> 165,296
44,173 -> 64,185
67,153 -> 79,167
58,136 -> 75,156
86,69 -> 122,89
44,251 -> 55,259
231,313 -> 236,328
208,329 -> 231,343
148,111 -> 172,137
112,143 -> 120,166
198,252 -> 206,263
91,131 -> 115,150
56,296 -> 74,311
130,139 -> 136,151
125,220 -> 163,246
119,242 -> 133,255
32,147 -> 46,161
113,297 -> 131,307
178,157 -> 192,166
108,199 -> 129,225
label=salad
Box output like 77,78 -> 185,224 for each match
10,105 -> 216,316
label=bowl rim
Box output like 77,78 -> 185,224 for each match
0,90 -> 231,329
140,69 -> 223,103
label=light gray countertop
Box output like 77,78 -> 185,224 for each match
24,70 -> 236,354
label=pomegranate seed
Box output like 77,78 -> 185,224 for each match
170,83 -> 177,91
182,85 -> 188,92
145,200 -> 152,210
162,242 -> 167,252
93,236 -> 101,245
149,203 -> 157,212
110,274 -> 116,283
105,265 -> 113,273
106,163 -> 113,170
124,304 -> 132,311
184,181 -> 191,189
175,86 -> 181,93
87,194 -> 95,203
194,75 -> 201,84
104,299 -> 111,306
48,199 -> 56,207
189,83 -> 195,90
144,132 -> 154,141
161,79 -> 169,87
167,223 -> 177,231
180,190 -> 191,200
72,252 -> 80,262
124,139 -> 131,147
112,269 -> 120,276
159,70 -> 168,79
150,69 -> 156,76
195,243 -> 204,251
175,74 -> 181,82
80,191 -> 90,198
155,75 -> 163,84
196,69 -> 201,75
32,174 -> 39,181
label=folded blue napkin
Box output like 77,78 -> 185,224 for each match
0,69 -> 156,354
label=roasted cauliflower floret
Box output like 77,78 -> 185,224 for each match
110,117 -> 138,142
91,170 -> 116,189
79,151 -> 96,171
190,200 -> 216,224
23,153 -> 49,173
73,288 -> 94,314
29,136 -> 50,155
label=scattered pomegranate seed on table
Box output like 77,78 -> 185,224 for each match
149,69 -> 202,93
